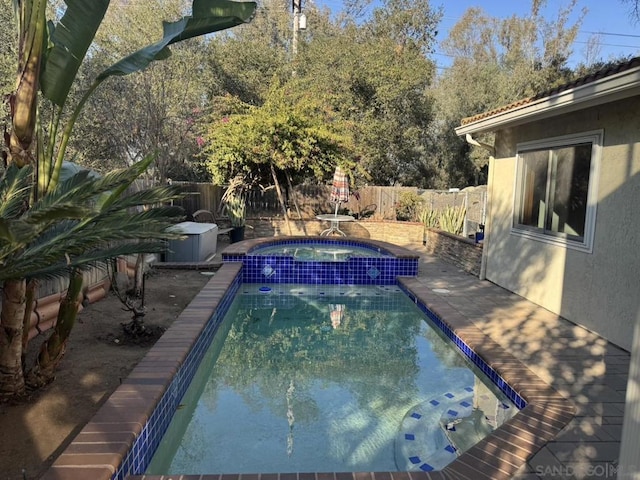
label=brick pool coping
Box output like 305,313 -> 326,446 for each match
220,236 -> 421,260
42,262 -> 575,480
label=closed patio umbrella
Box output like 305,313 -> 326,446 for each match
330,166 -> 349,215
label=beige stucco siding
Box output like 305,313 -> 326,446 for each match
486,97 -> 640,351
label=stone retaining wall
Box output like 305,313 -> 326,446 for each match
424,228 -> 483,276
244,218 -> 482,276
246,218 -> 424,248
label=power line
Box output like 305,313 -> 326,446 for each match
580,30 -> 640,39
438,15 -> 640,41
574,40 -> 640,49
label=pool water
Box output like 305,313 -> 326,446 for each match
250,242 -> 391,261
147,284 -> 516,475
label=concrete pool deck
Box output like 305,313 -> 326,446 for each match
41,245 -> 630,480
413,254 -> 629,479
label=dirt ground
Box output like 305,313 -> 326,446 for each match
0,268 -> 212,480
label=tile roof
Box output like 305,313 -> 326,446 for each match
460,56 -> 640,126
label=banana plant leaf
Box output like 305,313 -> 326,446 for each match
40,0 -> 111,106
40,0 -> 256,107
97,0 -> 256,81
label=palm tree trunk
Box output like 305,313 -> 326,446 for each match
26,270 -> 83,390
21,278 -> 38,370
8,0 -> 46,167
0,279 -> 27,398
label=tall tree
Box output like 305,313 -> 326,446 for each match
198,0 -> 442,187
368,0 -> 442,55
294,19 -> 439,186
621,0 -> 640,22
431,0 -> 585,187
205,0 -> 294,105
441,0 -> 583,99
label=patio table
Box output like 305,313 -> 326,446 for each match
316,214 -> 355,236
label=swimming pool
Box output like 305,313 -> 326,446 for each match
146,284 -> 517,474
43,259 -> 575,480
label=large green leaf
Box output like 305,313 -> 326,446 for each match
97,0 -> 256,81
40,0 -> 255,106
0,219 -> 14,243
0,167 -> 185,280
0,165 -> 32,218
40,0 -> 111,106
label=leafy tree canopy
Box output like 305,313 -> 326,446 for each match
202,83 -> 360,188
431,0 -> 586,187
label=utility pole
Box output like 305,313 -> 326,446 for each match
292,0 -> 301,58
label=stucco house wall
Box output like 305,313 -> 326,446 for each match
485,97 -> 640,351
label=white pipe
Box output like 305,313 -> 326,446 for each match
478,156 -> 495,280
464,134 -> 495,280
465,133 -> 496,157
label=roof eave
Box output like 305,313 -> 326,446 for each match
455,66 -> 640,137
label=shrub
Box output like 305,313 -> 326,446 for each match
419,207 -> 439,228
395,191 -> 424,221
439,206 -> 466,235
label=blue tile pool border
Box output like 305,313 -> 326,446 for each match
398,282 -> 527,410
113,266 -> 244,480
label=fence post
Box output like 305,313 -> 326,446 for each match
462,192 -> 469,237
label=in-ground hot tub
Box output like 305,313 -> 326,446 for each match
221,236 -> 420,285
249,241 -> 392,261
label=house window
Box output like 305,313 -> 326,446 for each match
513,131 -> 601,251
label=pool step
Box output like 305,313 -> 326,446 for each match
394,387 -> 493,472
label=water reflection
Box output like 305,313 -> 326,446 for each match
330,304 -> 345,329
148,286 -> 516,475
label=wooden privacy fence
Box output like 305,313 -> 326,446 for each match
4,182 -> 485,340
172,182 -> 487,226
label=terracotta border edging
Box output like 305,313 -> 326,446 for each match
39,262 -> 243,480
41,259 -> 575,480
221,235 -> 421,260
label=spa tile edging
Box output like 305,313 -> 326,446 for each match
40,263 -> 243,480
41,261 -> 575,480
222,236 -> 419,285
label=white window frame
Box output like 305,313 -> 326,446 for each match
511,130 -> 602,253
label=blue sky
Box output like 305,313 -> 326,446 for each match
309,0 -> 640,70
